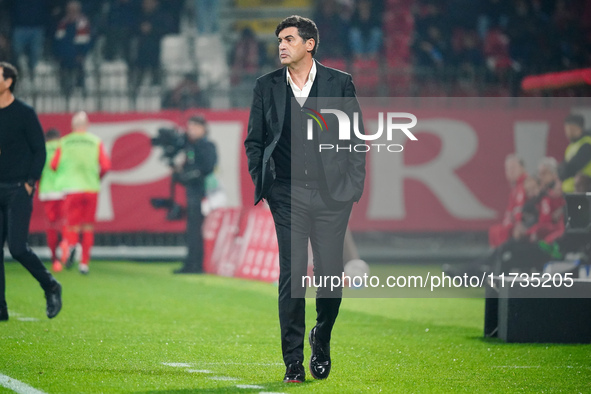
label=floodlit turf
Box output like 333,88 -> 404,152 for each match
0,261 -> 590,393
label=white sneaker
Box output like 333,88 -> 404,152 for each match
79,263 -> 89,275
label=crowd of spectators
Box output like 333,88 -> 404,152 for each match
0,0 -> 218,94
412,0 -> 591,84
0,0 -> 590,100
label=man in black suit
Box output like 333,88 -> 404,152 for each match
245,16 -> 365,383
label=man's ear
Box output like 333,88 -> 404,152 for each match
306,38 -> 315,53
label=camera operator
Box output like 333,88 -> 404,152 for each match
173,116 -> 217,274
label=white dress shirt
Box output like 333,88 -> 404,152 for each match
286,61 -> 317,106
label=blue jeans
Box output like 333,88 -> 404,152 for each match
12,27 -> 44,71
194,0 -> 220,35
349,27 -> 382,57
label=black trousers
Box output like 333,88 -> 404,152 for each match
184,189 -> 204,272
267,181 -> 353,365
0,184 -> 55,308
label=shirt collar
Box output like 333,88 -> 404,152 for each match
286,60 -> 317,86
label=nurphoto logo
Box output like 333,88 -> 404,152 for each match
305,109 -> 418,152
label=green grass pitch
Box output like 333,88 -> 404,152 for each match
0,261 -> 589,393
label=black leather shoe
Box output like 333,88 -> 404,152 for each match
0,306 -> 8,321
309,326 -> 331,379
283,361 -> 305,383
45,282 -> 62,319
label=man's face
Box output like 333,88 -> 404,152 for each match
505,158 -> 523,183
564,123 -> 583,142
187,121 -> 206,141
0,68 -> 12,95
277,27 -> 313,66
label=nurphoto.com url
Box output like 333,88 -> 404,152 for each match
301,272 -> 575,292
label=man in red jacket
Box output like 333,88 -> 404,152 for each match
489,154 -> 528,247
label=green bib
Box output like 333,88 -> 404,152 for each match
39,139 -> 62,197
55,132 -> 102,193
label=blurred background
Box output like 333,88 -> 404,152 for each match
1,0 -> 590,268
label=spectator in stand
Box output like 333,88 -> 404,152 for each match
483,21 -> 512,76
194,0 -> 220,35
54,0 -> 91,96
313,0 -> 348,61
103,0 -> 138,63
130,0 -> 168,92
506,0 -> 539,72
488,154 -> 528,248
348,0 -> 383,60
162,72 -> 205,109
412,25 -> 448,71
559,114 -> 591,193
39,128 -> 66,272
51,111 -> 111,275
230,28 -> 265,86
9,0 -> 50,75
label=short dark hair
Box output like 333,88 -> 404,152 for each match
45,128 -> 61,141
275,15 -> 319,56
0,62 -> 18,93
564,114 -> 585,129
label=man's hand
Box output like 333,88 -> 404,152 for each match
24,183 -> 34,195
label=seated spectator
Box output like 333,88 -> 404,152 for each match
314,0 -> 348,61
559,114 -> 591,193
162,73 -> 205,109
488,154 -> 528,248
412,25 -> 448,71
348,0 -> 383,60
230,28 -> 265,86
103,0 -> 138,63
130,0 -> 169,92
483,22 -> 512,74
10,0 -> 50,75
54,0 -> 91,96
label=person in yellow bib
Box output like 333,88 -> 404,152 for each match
558,114 -> 591,193
39,128 -> 66,272
51,111 -> 111,274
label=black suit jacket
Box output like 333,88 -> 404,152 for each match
245,60 -> 366,205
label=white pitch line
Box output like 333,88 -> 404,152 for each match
162,363 -> 192,368
197,362 -> 283,366
208,376 -> 239,381
236,384 -> 265,389
16,318 -> 39,322
0,373 -> 47,394
186,369 -> 213,374
492,366 -> 541,369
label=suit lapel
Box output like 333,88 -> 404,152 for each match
315,61 -> 336,97
272,68 -> 287,137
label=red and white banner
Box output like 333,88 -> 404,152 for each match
32,103 -> 584,233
